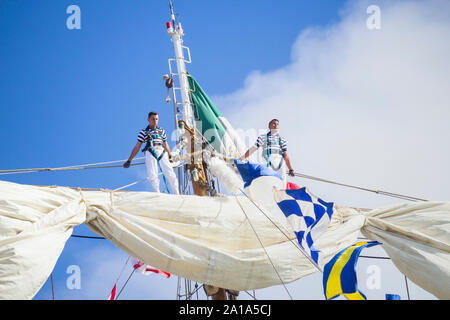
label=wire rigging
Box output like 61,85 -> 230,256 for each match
0,155 -> 427,202
239,188 -> 324,273
0,158 -> 146,175
292,172 -> 427,202
116,268 -> 136,300
235,195 -> 294,300
68,234 -> 392,261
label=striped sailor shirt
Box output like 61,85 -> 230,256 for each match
137,126 -> 167,146
255,132 -> 288,155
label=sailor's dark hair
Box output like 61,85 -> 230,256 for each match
148,111 -> 159,118
268,118 -> 279,126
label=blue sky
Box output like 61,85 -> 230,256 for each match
1,0 -> 448,300
0,0 -> 346,189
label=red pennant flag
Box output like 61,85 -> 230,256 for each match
108,284 -> 117,300
143,268 -> 171,278
132,259 -> 171,278
286,182 -> 301,190
133,261 -> 145,269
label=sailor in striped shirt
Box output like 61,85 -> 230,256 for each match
242,119 -> 295,184
123,111 -> 179,194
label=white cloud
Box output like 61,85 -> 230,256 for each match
215,0 -> 450,210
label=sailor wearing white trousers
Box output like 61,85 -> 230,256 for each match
241,118 -> 295,184
144,146 -> 179,194
265,154 -> 288,185
123,111 -> 179,194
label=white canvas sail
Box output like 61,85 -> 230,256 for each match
0,179 -> 449,300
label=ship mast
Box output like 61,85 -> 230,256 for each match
165,1 -> 236,300
166,1 -> 194,129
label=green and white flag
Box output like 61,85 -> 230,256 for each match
187,74 -> 247,158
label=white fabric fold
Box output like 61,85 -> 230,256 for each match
0,180 -> 448,299
361,202 -> 450,299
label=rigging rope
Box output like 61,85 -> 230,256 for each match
405,275 -> 411,300
116,268 -> 136,300
108,256 -> 132,300
0,157 -> 144,172
239,187 -> 323,273
194,148 -> 428,203
291,172 -> 427,202
50,273 -> 55,300
113,256 -> 131,286
0,158 -> 146,175
235,195 -> 294,300
0,150 -> 427,202
71,234 -> 105,240
113,178 -> 149,191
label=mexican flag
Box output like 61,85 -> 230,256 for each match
187,74 -> 247,158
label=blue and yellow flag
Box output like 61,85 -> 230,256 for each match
323,241 -> 381,300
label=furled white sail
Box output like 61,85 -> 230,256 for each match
0,178 -> 449,300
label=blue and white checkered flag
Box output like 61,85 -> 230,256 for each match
274,187 -> 334,264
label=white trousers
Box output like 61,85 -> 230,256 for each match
267,154 -> 287,186
145,149 -> 179,194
